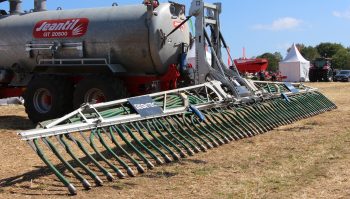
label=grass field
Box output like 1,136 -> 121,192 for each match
0,82 -> 349,199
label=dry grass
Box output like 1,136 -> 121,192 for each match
0,82 -> 349,198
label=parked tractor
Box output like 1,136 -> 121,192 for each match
309,58 -> 333,82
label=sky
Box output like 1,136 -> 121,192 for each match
1,0 -> 350,58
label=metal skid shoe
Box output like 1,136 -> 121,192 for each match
19,80 -> 336,194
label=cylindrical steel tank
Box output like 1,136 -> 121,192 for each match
0,2 -> 190,75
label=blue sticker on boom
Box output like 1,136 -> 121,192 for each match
128,96 -> 163,117
284,82 -> 299,93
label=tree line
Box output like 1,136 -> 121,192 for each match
257,42 -> 350,71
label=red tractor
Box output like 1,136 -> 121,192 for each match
309,58 -> 333,82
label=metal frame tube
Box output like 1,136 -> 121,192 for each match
9,0 -> 22,15
34,0 -> 46,12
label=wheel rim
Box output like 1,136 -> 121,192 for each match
33,88 -> 52,114
84,88 -> 106,104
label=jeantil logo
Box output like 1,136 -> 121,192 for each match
33,18 -> 89,38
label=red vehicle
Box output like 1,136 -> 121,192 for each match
309,58 -> 333,82
234,58 -> 268,74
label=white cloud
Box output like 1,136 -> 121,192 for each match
252,17 -> 302,31
333,8 -> 350,19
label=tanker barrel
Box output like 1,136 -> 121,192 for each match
9,0 -> 22,15
34,0 -> 46,12
0,3 -> 190,76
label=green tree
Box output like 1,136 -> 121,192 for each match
332,48 -> 350,69
258,52 -> 282,72
273,52 -> 283,61
300,46 -> 320,61
316,42 -> 344,58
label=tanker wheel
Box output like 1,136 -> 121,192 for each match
24,75 -> 73,123
73,76 -> 127,109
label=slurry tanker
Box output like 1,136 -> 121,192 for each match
0,0 -> 190,122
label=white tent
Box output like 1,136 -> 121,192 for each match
279,44 -> 310,82
187,45 -> 212,68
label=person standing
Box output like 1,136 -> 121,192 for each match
259,70 -> 265,81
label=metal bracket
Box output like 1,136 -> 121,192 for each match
26,42 -> 84,57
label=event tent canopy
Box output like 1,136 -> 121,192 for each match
279,44 -> 310,82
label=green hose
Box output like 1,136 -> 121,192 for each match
58,135 -> 103,186
113,125 -> 155,169
108,126 -> 145,174
96,129 -> 135,177
43,137 -> 91,190
131,122 -> 172,163
33,139 -> 77,195
90,130 -> 125,178
66,134 -> 115,181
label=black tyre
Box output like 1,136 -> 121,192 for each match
317,70 -> 323,82
24,75 -> 73,123
323,68 -> 332,82
73,76 -> 127,109
309,69 -> 317,82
